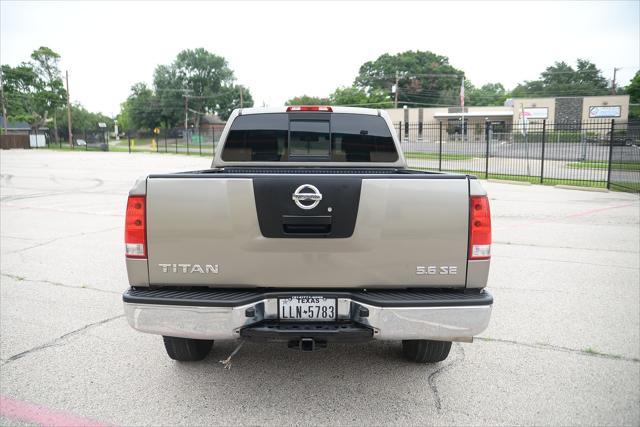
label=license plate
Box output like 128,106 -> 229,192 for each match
279,296 -> 337,321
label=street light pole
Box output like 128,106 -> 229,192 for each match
394,71 -> 399,108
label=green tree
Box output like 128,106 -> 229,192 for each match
511,59 -> 609,97
30,47 -> 66,139
625,71 -> 640,118
116,100 -> 133,133
354,50 -> 464,107
52,103 -> 113,141
285,95 -> 330,105
2,46 -> 67,139
151,48 -> 252,124
329,86 -> 392,107
625,70 -> 640,103
215,84 -> 254,120
153,64 -> 182,127
466,83 -> 508,106
122,82 -> 161,130
69,104 -> 113,132
1,63 -> 41,123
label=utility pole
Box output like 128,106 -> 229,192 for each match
239,86 -> 243,108
65,70 -> 73,147
53,113 -> 58,144
394,71 -> 400,109
611,67 -> 622,95
0,69 -> 7,135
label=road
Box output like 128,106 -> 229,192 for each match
1,150 -> 639,426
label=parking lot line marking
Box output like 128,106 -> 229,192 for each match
0,395 -> 108,427
565,202 -> 638,218
495,202 -> 637,231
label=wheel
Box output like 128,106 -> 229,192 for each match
402,339 -> 452,363
162,336 -> 213,361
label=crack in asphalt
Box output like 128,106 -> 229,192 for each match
0,273 -> 121,295
1,314 -> 124,365
0,192 -> 64,202
427,343 -> 465,412
3,226 -> 120,254
0,176 -> 104,203
476,337 -> 640,362
0,235 -> 41,241
1,202 -> 123,217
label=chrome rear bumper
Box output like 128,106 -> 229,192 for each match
123,288 -> 492,342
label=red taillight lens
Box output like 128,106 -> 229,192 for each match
469,196 -> 491,260
125,196 -> 146,258
286,106 -> 333,112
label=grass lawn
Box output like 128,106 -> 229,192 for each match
404,152 -> 473,160
566,160 -> 640,171
413,167 -> 609,189
610,182 -> 640,192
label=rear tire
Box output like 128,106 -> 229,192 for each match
162,336 -> 213,361
402,339 -> 451,363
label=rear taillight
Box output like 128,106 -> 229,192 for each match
286,106 -> 332,112
469,195 -> 491,260
125,195 -> 146,258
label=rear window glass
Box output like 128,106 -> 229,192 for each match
221,113 -> 398,162
221,114 -> 288,161
331,114 -> 398,162
289,121 -> 330,159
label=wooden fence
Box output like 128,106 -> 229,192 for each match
0,134 -> 30,149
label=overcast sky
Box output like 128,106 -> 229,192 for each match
1,1 -> 638,116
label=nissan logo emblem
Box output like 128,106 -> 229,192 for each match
292,184 -> 322,210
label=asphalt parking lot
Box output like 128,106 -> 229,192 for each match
1,150 -> 638,426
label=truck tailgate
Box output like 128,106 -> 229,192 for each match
146,175 -> 469,288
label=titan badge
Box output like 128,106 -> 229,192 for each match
158,264 -> 219,274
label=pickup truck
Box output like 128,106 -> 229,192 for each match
122,106 -> 493,364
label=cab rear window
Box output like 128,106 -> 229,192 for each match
221,113 -> 398,162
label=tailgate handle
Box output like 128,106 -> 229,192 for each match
282,215 -> 332,234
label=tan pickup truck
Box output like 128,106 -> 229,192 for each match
122,106 -> 493,364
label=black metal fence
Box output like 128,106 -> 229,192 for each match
120,127 -> 221,156
37,128 -> 110,151
41,126 -> 223,155
394,119 -> 640,192
39,120 -> 639,193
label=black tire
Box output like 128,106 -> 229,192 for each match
402,339 -> 452,363
162,336 -> 213,361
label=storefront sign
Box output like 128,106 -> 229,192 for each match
522,107 -> 548,119
589,106 -> 621,118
